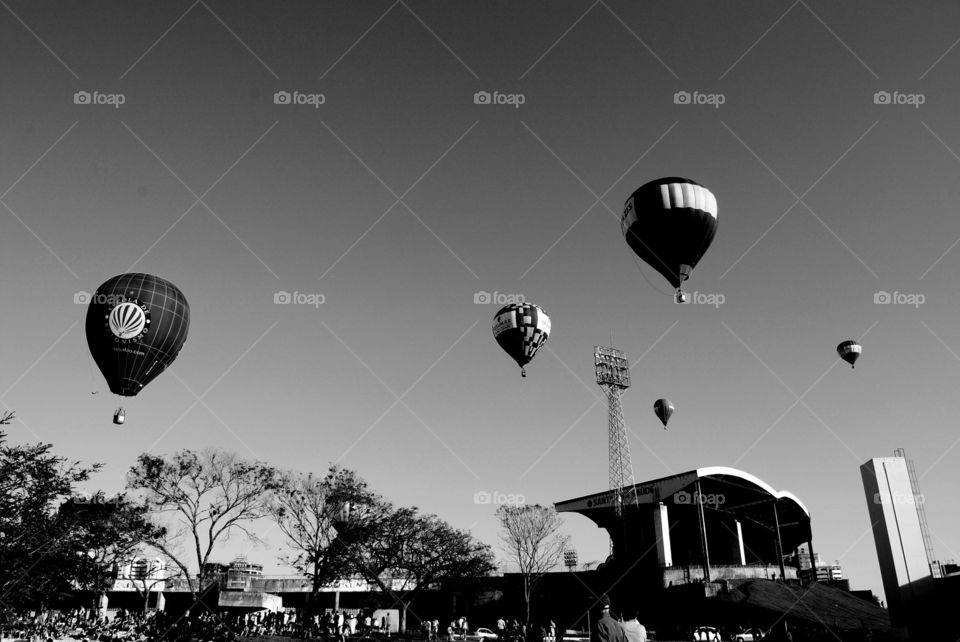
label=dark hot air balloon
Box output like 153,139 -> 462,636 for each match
86,273 -> 190,423
622,177 -> 718,302
837,340 -> 861,368
492,303 -> 551,377
653,398 -> 674,428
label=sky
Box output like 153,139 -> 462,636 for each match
3,0 -> 960,606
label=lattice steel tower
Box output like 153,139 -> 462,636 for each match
595,346 -> 637,516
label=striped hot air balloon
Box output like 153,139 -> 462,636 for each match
837,340 -> 861,368
86,273 -> 190,423
492,303 -> 551,378
622,177 -> 718,302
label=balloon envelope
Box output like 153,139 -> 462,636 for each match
492,303 -> 551,376
837,340 -> 861,368
86,273 -> 190,396
622,177 -> 718,288
653,398 -> 674,427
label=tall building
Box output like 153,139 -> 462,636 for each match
860,457 -> 933,625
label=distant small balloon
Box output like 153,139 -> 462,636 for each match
654,398 -> 674,428
837,340 -> 861,368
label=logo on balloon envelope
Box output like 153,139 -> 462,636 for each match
107,300 -> 150,341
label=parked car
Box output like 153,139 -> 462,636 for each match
732,628 -> 766,642
466,628 -> 499,641
693,626 -> 722,642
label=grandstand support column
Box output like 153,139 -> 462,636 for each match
736,520 -> 746,566
773,503 -> 786,581
807,539 -> 818,582
695,479 -> 711,582
654,502 -> 673,567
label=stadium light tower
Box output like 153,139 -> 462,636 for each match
595,346 -> 637,516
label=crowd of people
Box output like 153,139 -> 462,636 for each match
0,608 -> 246,641
0,607 -> 397,641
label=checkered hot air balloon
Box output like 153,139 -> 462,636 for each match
86,273 -> 190,424
654,398 -> 674,429
837,340 -> 861,368
622,177 -> 718,302
492,303 -> 551,378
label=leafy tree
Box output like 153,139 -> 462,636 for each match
63,493 -> 167,611
0,415 -> 101,611
496,504 -> 569,623
126,448 -> 280,601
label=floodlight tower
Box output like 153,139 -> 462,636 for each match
595,346 -> 637,516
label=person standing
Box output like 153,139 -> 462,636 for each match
620,610 -> 646,642
591,598 -> 627,642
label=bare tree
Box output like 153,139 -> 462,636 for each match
350,505 -> 496,633
125,547 -> 183,612
270,466 -> 375,621
126,449 -> 280,601
496,504 -> 570,623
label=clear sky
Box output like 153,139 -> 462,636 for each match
3,0 -> 960,605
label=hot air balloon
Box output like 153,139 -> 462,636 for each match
492,303 -> 551,377
622,177 -> 718,302
653,398 -> 674,428
86,273 -> 190,423
837,340 -> 861,368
